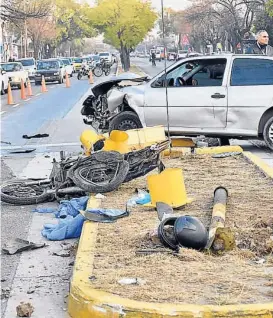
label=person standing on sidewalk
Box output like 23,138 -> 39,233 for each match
151,52 -> 156,67
246,30 -> 273,56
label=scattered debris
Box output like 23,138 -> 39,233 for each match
212,152 -> 242,158
27,290 -> 35,295
16,302 -> 34,317
53,250 -> 71,257
9,148 -> 36,154
69,261 -> 75,266
118,278 -> 146,286
80,207 -> 129,223
2,238 -> 47,255
255,258 -> 266,265
89,275 -> 97,281
22,133 -> 49,139
95,193 -> 106,199
1,141 -> 11,145
1,287 -> 11,299
1,278 -> 6,282
212,227 -> 236,253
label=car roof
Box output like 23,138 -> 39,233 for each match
17,57 -> 35,60
1,62 -> 22,65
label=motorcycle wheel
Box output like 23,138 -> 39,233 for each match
1,179 -> 52,205
104,69 -> 110,76
77,72 -> 82,80
71,152 -> 129,193
93,66 -> 103,77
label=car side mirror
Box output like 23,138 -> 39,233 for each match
1,70 -> 6,75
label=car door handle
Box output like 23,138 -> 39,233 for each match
211,93 -> 226,99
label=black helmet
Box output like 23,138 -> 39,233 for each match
174,216 -> 207,250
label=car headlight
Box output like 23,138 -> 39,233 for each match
54,72 -> 59,75
36,73 -> 42,77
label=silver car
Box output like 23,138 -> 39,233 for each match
81,54 -> 273,150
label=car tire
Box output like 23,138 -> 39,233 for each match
220,137 -> 230,146
109,111 -> 143,132
263,116 -> 273,151
24,81 -> 27,88
35,81 -> 41,86
1,82 -> 5,95
70,73 -> 73,78
58,77 -> 62,84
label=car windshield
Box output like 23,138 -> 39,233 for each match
0,63 -> 21,72
61,59 -> 70,66
99,53 -> 109,57
18,59 -> 34,67
74,58 -> 83,63
37,61 -> 59,70
93,56 -> 100,61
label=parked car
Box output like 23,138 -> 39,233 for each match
167,52 -> 177,61
60,58 -> 74,77
0,62 -> 28,89
177,50 -> 188,60
0,68 -> 9,95
17,57 -> 36,80
81,54 -> 273,151
99,52 -> 112,64
35,59 -> 65,85
72,57 -> 84,72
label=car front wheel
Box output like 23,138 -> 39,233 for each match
1,82 -> 5,95
263,116 -> 273,151
109,111 -> 142,133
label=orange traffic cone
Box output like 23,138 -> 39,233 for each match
20,79 -> 27,100
41,76 -> 48,93
89,71 -> 94,84
65,72 -> 71,88
27,79 -> 33,96
7,82 -> 15,105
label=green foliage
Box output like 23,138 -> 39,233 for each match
267,0 -> 273,16
90,0 -> 157,49
54,0 -> 96,46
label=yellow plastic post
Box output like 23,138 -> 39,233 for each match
103,130 -> 129,154
80,130 -> 103,156
146,168 -> 192,208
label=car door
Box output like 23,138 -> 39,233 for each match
144,58 -> 229,130
227,57 -> 273,134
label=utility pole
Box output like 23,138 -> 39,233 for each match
24,0 -> 27,57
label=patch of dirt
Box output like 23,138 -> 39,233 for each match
91,154 -> 273,305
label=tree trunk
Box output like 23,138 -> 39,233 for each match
120,41 -> 130,71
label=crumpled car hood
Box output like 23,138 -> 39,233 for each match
91,75 -> 150,97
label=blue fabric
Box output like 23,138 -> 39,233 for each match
33,196 -> 89,241
42,214 -> 85,241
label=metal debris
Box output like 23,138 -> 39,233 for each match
16,302 -> 34,317
2,238 -> 47,255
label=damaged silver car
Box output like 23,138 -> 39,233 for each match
81,54 -> 273,150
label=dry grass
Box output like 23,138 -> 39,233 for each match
91,154 -> 273,305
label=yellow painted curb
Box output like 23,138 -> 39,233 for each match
196,145 -> 243,154
243,151 -> 273,179
68,147 -> 273,318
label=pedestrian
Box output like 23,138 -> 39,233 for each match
246,30 -> 273,56
151,52 -> 156,67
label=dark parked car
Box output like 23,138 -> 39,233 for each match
35,59 -> 65,85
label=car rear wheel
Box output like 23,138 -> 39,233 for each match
1,82 -> 5,95
109,111 -> 142,132
263,116 -> 273,151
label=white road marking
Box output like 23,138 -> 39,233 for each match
1,111 -> 6,115
1,142 -> 81,150
25,98 -> 31,101
12,103 -> 20,108
36,93 -> 41,96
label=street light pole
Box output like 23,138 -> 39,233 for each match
24,0 -> 27,57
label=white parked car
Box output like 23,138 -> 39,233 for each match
99,52 -> 112,64
17,57 -> 36,80
0,68 -> 9,95
177,50 -> 188,60
81,54 -> 273,151
60,58 -> 74,77
0,62 -> 28,89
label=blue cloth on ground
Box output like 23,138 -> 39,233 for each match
42,214 -> 86,241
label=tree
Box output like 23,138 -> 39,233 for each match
90,0 -> 157,71
1,0 -> 51,22
27,16 -> 57,59
267,0 -> 273,16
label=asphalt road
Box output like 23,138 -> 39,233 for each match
0,67 -> 116,317
131,56 -> 174,77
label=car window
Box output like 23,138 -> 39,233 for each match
231,58 -> 273,86
61,59 -> 69,66
37,61 -> 59,70
0,63 -> 21,72
18,59 -> 35,67
74,58 -> 83,63
155,59 -> 226,88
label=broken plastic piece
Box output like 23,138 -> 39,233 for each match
22,134 -> 49,139
2,238 -> 46,255
9,148 -> 36,154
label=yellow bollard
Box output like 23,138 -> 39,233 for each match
80,130 -> 104,156
103,130 -> 129,154
146,168 -> 193,208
